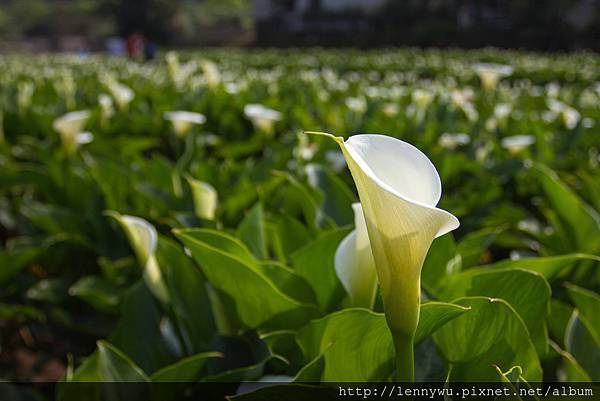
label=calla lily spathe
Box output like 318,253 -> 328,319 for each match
52,110 -> 92,155
334,203 -> 377,308
200,59 -> 221,89
107,212 -> 169,304
164,111 -> 206,138
310,132 -> 459,380
185,176 -> 218,221
244,104 -> 282,135
501,134 -> 536,154
473,63 -> 513,91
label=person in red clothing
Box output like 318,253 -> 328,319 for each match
126,33 -> 144,59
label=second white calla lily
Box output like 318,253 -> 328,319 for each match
310,132 -> 459,381
334,203 -> 377,309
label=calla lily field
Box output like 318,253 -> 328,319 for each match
0,48 -> 599,398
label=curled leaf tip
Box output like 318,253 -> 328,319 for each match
304,131 -> 344,143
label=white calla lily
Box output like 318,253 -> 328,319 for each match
103,78 -> 134,110
334,203 -> 377,308
501,135 -> 535,154
438,132 -> 470,150
164,111 -> 206,138
308,131 -> 459,381
185,176 -> 218,220
98,93 -> 114,123
52,110 -> 91,155
473,63 -> 513,91
200,59 -> 221,89
106,212 -> 169,304
244,104 -> 282,135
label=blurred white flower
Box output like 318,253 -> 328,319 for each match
548,100 -> 580,129
438,132 -> 471,150
545,82 -> 560,98
166,51 -> 198,90
294,132 -> 318,161
501,135 -> 535,154
383,103 -> 399,117
52,110 -> 91,155
473,63 -> 513,91
164,111 -> 206,138
200,59 -> 221,89
345,96 -> 367,114
103,78 -> 134,110
98,93 -> 114,123
185,176 -> 218,221
244,104 -> 282,135
412,89 -> 433,111
582,118 -> 595,129
494,103 -> 512,120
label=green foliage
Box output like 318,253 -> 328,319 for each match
0,49 -> 598,397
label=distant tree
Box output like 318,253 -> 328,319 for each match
102,0 -> 180,43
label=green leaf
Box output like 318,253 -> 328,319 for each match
549,341 -> 591,382
27,278 -> 68,304
296,302 -> 469,381
437,268 -> 551,355
150,352 -> 222,382
485,254 -> 600,281
69,276 -> 120,313
548,300 -> 573,348
238,202 -> 268,259
201,355 -> 287,382
267,215 -> 311,263
456,227 -> 502,268
156,237 -> 216,352
535,164 -> 600,253
296,308 -> 392,381
270,171 -> 326,230
258,262 -> 317,305
228,384 -> 324,401
293,353 -> 326,382
109,282 -> 172,374
415,302 -> 472,344
433,297 -> 542,382
565,311 -> 600,381
290,228 -> 350,311
305,164 -> 356,226
174,228 -> 320,330
70,340 -> 149,382
494,366 -> 526,401
0,246 -> 39,284
422,233 -> 458,293
565,284 -> 600,338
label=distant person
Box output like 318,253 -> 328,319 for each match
106,37 -> 126,56
78,46 -> 90,59
126,33 -> 144,59
145,41 -> 157,61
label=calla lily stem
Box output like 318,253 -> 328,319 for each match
393,334 -> 415,382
